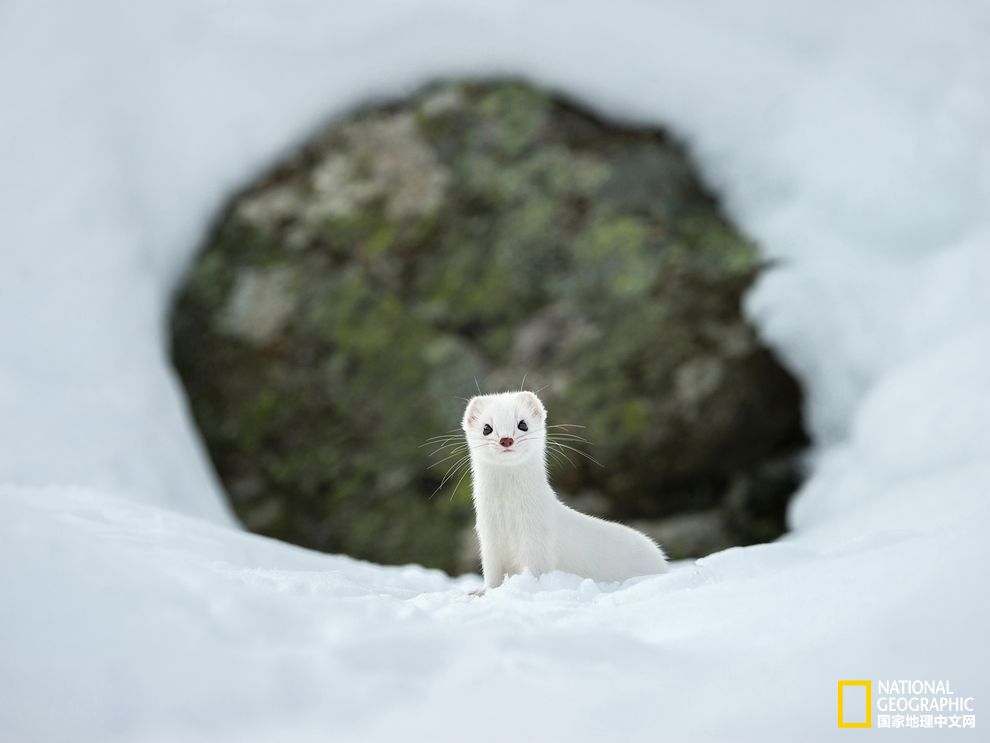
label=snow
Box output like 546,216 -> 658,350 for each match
1,1 -> 988,740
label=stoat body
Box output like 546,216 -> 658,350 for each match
462,391 -> 669,588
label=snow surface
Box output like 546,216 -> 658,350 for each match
1,1 -> 988,741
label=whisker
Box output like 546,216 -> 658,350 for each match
545,446 -> 570,469
546,424 -> 586,429
549,441 -> 604,467
431,457 -> 471,499
547,440 -> 592,449
547,444 -> 575,468
431,440 -> 494,459
421,443 -> 462,453
448,461 -> 474,502
420,436 -> 464,447
546,434 -> 593,446
426,442 -> 463,456
429,442 -> 499,494
519,371 -> 528,391
429,438 -> 492,461
429,447 -> 468,467
422,436 -> 462,446
426,441 -> 464,458
507,431 -> 592,447
504,433 -> 594,455
439,459 -> 472,497
420,433 -> 463,445
439,455 -> 469,481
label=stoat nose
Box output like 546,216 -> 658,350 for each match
499,437 -> 514,448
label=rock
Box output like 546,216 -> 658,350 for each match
631,510 -> 736,560
170,80 -> 807,571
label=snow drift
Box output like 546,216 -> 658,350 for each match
1,1 -> 988,741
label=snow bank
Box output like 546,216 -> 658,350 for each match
1,0 -> 988,740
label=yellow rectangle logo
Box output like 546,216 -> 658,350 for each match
838,680 -> 873,728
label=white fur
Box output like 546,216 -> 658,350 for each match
462,391 -> 669,588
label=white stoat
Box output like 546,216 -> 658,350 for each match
462,390 -> 669,588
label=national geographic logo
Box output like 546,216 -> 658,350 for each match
838,680 -> 872,728
838,680 -> 976,730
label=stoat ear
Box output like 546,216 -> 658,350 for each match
462,396 -> 488,430
518,391 -> 546,422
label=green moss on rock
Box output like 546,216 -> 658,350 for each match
171,80 -> 806,571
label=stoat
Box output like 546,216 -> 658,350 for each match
462,391 -> 669,588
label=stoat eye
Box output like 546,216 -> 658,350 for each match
482,424 -> 493,436
518,420 -> 528,432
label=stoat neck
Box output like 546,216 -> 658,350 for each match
472,454 -> 553,500
474,453 -> 547,480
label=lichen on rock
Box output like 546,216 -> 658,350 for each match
171,79 -> 806,573
221,265 -> 300,345
312,112 -> 449,221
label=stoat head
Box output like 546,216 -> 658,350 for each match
461,391 -> 547,466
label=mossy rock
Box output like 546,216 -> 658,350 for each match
171,80 -> 806,571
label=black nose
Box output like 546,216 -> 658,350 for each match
499,437 -> 514,448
